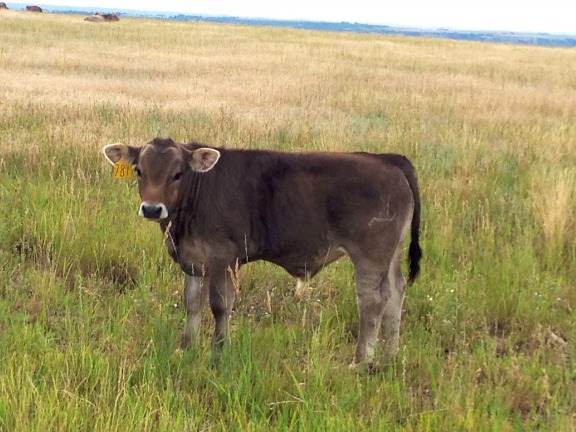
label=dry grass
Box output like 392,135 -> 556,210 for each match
3,11 -> 575,150
532,168 -> 576,256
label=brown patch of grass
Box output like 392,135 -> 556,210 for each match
531,168 -> 576,260
10,235 -> 137,291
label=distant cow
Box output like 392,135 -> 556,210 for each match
84,15 -> 105,22
98,12 -> 120,21
0,3 -> 8,10
103,137 -> 422,370
26,5 -> 42,12
102,13 -> 119,21
85,13 -> 120,22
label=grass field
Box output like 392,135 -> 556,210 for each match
1,10 -> 575,431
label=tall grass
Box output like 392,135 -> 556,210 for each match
0,10 -> 575,431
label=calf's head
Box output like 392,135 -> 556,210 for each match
103,137 -> 220,221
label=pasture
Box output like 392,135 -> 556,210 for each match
0,10 -> 575,431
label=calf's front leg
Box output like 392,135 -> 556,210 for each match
208,264 -> 237,350
180,275 -> 207,349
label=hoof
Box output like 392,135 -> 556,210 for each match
348,361 -> 378,375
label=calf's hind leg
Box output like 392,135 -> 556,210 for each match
350,265 -> 388,370
380,246 -> 406,361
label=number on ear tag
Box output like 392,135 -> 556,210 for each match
112,159 -> 134,179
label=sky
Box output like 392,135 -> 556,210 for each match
10,1 -> 576,34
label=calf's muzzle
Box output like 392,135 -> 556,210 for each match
139,202 -> 168,220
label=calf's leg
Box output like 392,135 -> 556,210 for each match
381,246 -> 406,360
294,274 -> 310,300
350,266 -> 388,370
180,275 -> 207,349
208,265 -> 237,350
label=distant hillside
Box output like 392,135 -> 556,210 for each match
7,2 -> 576,47
172,15 -> 576,47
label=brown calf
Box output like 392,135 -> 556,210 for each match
103,137 -> 421,369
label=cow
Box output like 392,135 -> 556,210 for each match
26,5 -> 42,12
85,13 -> 119,22
0,3 -> 9,10
84,15 -> 105,22
98,12 -> 120,21
103,137 -> 422,370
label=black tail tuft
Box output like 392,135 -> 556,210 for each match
408,229 -> 422,283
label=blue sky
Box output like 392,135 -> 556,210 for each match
11,1 -> 576,34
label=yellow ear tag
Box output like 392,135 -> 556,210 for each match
112,159 -> 134,179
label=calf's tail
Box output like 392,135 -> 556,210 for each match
401,157 -> 422,283
407,183 -> 421,283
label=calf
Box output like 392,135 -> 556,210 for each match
103,137 -> 421,369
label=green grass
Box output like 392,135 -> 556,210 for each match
0,10 -> 575,431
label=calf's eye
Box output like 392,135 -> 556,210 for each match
135,167 -> 142,177
173,172 -> 183,181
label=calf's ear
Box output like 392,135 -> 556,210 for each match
102,144 -> 140,165
189,148 -> 221,172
